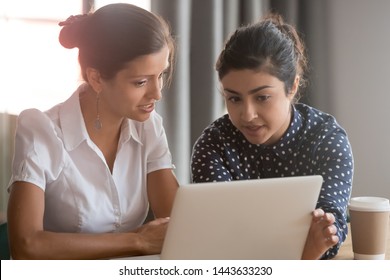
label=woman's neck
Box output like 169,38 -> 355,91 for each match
79,85 -> 123,172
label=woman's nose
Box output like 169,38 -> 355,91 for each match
147,80 -> 162,101
241,102 -> 258,122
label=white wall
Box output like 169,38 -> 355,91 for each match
327,0 -> 390,199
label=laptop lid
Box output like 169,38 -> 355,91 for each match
160,175 -> 323,260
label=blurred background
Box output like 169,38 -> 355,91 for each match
1,0 -> 390,223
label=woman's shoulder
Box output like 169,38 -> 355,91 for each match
202,114 -> 234,134
294,104 -> 352,155
193,114 -> 241,147
18,100 -> 62,123
18,108 -> 54,129
16,107 -> 63,146
13,108 -> 65,172
295,103 -> 347,135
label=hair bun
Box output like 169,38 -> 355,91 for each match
58,14 -> 88,49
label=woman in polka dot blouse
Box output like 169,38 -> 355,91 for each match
191,14 -> 353,260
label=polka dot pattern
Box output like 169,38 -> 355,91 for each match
191,103 -> 354,259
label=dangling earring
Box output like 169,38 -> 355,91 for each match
94,92 -> 102,130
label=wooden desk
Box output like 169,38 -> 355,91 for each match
334,221 -> 390,260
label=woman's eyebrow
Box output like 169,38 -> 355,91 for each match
248,85 -> 273,94
224,85 -> 273,95
126,65 -> 170,79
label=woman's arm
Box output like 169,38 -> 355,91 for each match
7,181 -> 169,260
308,131 -> 354,259
191,126 -> 235,183
147,169 -> 179,218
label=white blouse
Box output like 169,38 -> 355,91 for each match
8,84 -> 174,233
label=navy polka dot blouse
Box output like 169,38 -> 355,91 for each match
191,103 -> 354,259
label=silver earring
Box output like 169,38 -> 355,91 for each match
94,93 -> 102,130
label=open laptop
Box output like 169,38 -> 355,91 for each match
159,175 -> 322,260
118,175 -> 322,260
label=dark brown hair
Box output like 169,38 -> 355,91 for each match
216,14 -> 307,100
59,3 -> 175,83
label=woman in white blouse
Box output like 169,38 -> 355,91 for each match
7,3 -> 179,259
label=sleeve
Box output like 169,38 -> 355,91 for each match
191,126 -> 234,183
144,112 -> 174,173
8,109 -> 65,191
313,125 -> 354,259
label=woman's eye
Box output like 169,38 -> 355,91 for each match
135,80 -> 147,87
227,96 -> 240,103
257,95 -> 270,102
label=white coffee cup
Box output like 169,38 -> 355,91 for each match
348,196 -> 390,260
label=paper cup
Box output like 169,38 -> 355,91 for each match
348,196 -> 390,260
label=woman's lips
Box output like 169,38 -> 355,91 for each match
139,103 -> 155,113
242,125 -> 264,136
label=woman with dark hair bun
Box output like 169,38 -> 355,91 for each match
7,3 -> 178,259
191,14 -> 353,260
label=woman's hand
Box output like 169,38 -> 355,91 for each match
301,208 -> 339,260
134,217 -> 170,255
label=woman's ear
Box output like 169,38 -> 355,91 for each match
86,67 -> 103,93
289,75 -> 300,101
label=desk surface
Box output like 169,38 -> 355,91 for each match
116,223 -> 390,260
334,221 -> 390,260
